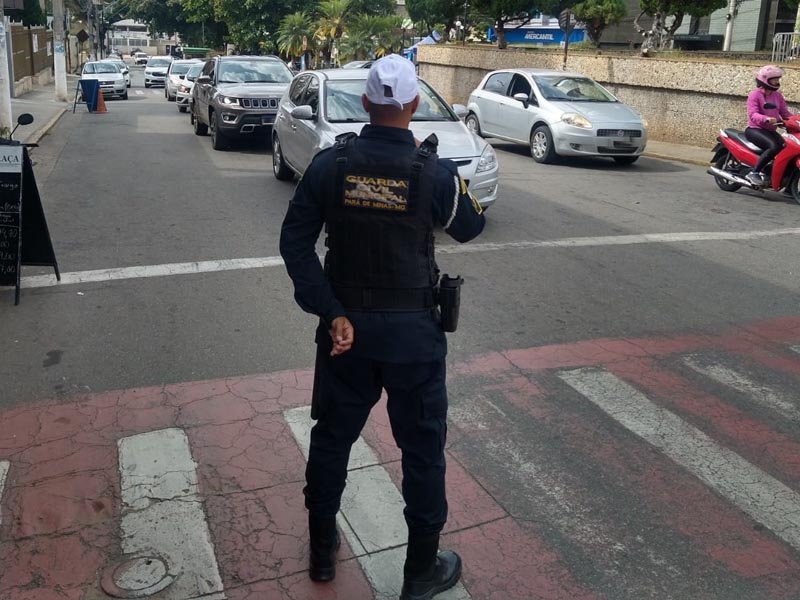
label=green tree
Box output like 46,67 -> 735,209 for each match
278,11 -> 312,62
347,0 -> 396,17
9,0 -> 47,26
571,0 -> 626,46
405,0 -> 461,35
469,0 -> 563,49
313,0 -> 350,65
634,0 -> 724,51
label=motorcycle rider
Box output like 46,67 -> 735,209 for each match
745,65 -> 794,186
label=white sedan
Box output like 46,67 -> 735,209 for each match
80,61 -> 127,100
271,68 -> 499,209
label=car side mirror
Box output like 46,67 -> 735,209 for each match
196,75 -> 211,84
291,105 -> 315,120
513,92 -> 532,108
452,103 -> 468,118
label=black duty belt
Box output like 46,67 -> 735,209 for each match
332,286 -> 435,310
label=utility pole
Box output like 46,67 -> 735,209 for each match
0,0 -> 13,136
53,0 -> 68,101
722,0 -> 737,51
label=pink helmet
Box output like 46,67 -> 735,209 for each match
756,65 -> 784,90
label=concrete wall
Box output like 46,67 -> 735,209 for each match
416,44 -> 800,146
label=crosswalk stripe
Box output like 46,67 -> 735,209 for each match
117,428 -> 225,599
683,355 -> 800,420
135,90 -> 143,95
285,406 -> 472,599
0,461 -> 8,527
559,367 -> 800,552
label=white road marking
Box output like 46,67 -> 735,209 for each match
13,228 -> 800,290
285,406 -> 472,599
559,368 -> 800,552
117,428 -> 224,599
0,461 -> 8,527
135,90 -> 144,95
683,355 -> 800,420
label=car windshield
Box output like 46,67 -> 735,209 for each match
170,63 -> 194,75
84,63 -> 119,74
217,60 -> 293,84
185,64 -> 203,80
147,59 -> 171,68
325,79 -> 454,123
533,75 -> 617,102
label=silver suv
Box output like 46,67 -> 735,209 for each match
191,55 -> 293,150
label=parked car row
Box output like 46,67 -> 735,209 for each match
166,58 -> 651,212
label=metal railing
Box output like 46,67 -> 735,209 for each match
772,32 -> 800,63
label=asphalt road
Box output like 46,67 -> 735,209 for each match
5,65 -> 800,600
3,66 -> 799,405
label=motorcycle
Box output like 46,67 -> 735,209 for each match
707,110 -> 800,205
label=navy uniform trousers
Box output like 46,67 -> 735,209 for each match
305,339 -> 449,537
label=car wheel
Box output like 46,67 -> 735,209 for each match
144,82 -> 150,88
272,135 -> 293,181
210,112 -> 229,150
127,82 -> 131,88
530,125 -> 557,164
122,90 -> 128,100
465,113 -> 482,137
613,156 -> 639,165
193,109 -> 208,136
178,105 -> 187,113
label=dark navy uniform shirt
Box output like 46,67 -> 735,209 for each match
280,124 -> 486,363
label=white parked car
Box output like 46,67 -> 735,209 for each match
144,56 -> 172,88
134,52 -> 148,66
80,61 -> 127,100
100,58 -> 130,88
176,62 -> 203,113
272,69 -> 498,209
165,59 -> 202,101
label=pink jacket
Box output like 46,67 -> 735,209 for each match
747,88 -> 792,130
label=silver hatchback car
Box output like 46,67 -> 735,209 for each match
272,69 -> 498,209
466,68 -> 647,165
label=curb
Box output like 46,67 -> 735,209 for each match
28,106 -> 68,146
643,151 -> 710,167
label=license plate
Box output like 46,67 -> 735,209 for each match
261,115 -> 274,125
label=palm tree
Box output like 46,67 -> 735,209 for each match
338,14 -> 381,61
278,11 -> 312,63
314,0 -> 350,67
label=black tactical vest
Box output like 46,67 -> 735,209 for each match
324,133 -> 439,310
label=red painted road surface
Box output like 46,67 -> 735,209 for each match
4,316 -> 800,599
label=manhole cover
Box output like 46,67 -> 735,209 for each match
100,554 -> 175,598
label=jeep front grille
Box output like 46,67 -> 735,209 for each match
240,98 -> 279,109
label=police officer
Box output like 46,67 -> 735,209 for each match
279,53 -> 485,600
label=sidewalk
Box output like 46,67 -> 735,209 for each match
9,76 -> 713,165
9,75 -> 77,145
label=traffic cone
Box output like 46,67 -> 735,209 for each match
95,87 -> 107,113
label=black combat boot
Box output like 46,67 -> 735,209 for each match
308,514 -> 340,582
400,534 -> 462,600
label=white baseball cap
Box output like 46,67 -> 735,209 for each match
365,54 -> 418,110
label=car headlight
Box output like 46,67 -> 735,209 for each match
561,113 -> 592,129
178,85 -> 190,93
475,144 -> 497,173
219,95 -> 240,106
641,118 -> 649,129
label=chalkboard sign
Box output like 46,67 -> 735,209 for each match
0,145 -> 23,297
0,144 -> 59,304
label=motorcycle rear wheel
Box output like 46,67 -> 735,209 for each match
788,171 -> 800,205
713,151 -> 742,192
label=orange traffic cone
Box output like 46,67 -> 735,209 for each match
95,88 -> 107,113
